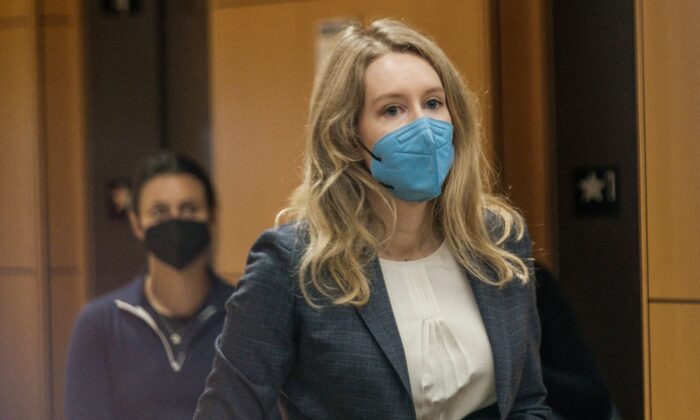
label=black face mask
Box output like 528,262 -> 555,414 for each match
144,219 -> 210,270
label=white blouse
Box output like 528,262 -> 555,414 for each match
380,242 -> 497,420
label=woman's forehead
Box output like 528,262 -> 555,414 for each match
363,52 -> 443,98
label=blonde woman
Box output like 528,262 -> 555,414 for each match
196,19 -> 550,420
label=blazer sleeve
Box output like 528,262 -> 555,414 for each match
505,226 -> 551,419
64,305 -> 115,420
195,227 -> 297,419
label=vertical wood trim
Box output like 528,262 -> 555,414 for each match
41,2 -> 88,417
33,0 -> 53,416
73,0 -> 88,309
634,0 -> 651,416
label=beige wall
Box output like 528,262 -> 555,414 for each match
0,0 -> 86,419
637,0 -> 700,417
209,0 -> 501,278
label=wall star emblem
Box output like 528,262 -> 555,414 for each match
578,171 -> 606,203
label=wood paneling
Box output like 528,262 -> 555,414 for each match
649,303 -> 700,419
50,272 -> 85,420
641,0 -> 700,300
210,0 -> 497,275
42,5 -> 87,418
498,0 -> 554,270
0,26 -> 41,269
216,0 -> 318,7
1,1 -> 86,418
638,0 -> 700,415
0,273 -> 48,420
0,0 -> 30,18
44,23 -> 85,269
0,5 -> 51,420
42,0 -> 73,16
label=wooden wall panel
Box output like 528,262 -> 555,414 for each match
0,26 -> 41,269
50,272 -> 84,420
498,0 -> 554,269
0,273 -> 48,420
649,303 -> 700,419
44,23 -> 85,269
42,0 -> 72,16
210,0 -> 497,276
0,4 -> 51,419
1,1 -> 85,418
42,4 -> 87,419
638,0 -> 700,415
0,1 -> 30,17
642,0 -> 700,300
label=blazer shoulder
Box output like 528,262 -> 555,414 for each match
238,222 -> 310,297
254,222 -> 307,259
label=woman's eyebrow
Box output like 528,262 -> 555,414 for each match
426,86 -> 445,94
370,93 -> 405,106
370,86 -> 446,106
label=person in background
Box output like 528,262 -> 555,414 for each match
65,152 -> 234,420
535,262 -> 616,420
196,19 -> 549,419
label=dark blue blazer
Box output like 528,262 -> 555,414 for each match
196,222 -> 550,419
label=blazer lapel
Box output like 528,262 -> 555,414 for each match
468,274 -> 512,417
355,258 -> 412,394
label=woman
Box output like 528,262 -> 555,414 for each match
65,152 -> 234,420
196,19 -> 549,419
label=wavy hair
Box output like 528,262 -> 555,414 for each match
277,18 -> 529,306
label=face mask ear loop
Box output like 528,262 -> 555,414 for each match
358,141 -> 382,162
357,140 -> 395,190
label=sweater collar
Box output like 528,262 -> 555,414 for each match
117,268 -> 233,314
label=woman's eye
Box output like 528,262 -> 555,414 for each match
383,106 -> 400,117
425,99 -> 442,110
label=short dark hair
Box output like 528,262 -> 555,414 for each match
130,151 -> 216,215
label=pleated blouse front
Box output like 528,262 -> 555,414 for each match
380,242 -> 496,420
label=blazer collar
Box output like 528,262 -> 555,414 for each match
355,258 -> 412,395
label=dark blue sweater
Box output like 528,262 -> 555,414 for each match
65,271 -> 235,420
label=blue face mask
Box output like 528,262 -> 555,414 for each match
362,117 -> 454,202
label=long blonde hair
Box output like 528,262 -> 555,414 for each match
277,18 -> 529,306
